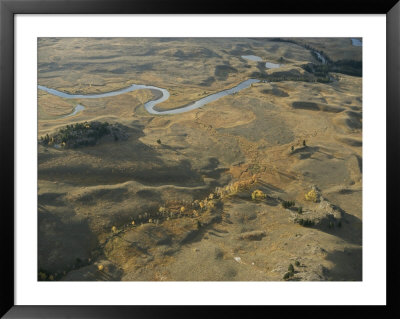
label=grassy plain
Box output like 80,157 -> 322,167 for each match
38,38 -> 362,281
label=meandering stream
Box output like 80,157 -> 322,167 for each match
38,79 -> 260,118
39,40 -> 359,119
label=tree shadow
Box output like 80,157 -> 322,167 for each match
39,122 -> 215,188
291,146 -> 344,161
301,209 -> 362,246
73,122 -> 163,164
199,157 -> 229,179
257,180 -> 285,194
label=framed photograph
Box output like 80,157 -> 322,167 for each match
1,0 -> 398,317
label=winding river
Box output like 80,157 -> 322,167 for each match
38,79 -> 260,117
40,40 -> 359,119
62,104 -> 85,118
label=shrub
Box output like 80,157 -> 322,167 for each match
297,206 -> 303,214
288,263 -> 294,273
295,261 -> 300,267
298,219 -> 314,227
305,189 -> 318,202
251,189 -> 266,200
283,272 -> 293,280
282,200 -> 295,209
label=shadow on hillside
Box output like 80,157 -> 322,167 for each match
38,122 -> 216,187
291,146 -> 344,161
324,247 -> 362,281
38,205 -> 101,279
305,209 -> 362,246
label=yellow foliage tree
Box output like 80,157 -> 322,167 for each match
305,189 -> 318,202
251,189 -> 266,200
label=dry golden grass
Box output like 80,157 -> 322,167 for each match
38,37 -> 362,281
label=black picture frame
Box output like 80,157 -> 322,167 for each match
1,0 -> 399,317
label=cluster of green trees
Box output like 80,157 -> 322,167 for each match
329,59 -> 362,77
297,218 -> 315,227
282,200 -> 296,209
283,263 -> 297,280
40,134 -> 51,145
252,71 -> 331,84
39,121 -> 124,149
302,60 -> 361,78
61,122 -> 109,143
